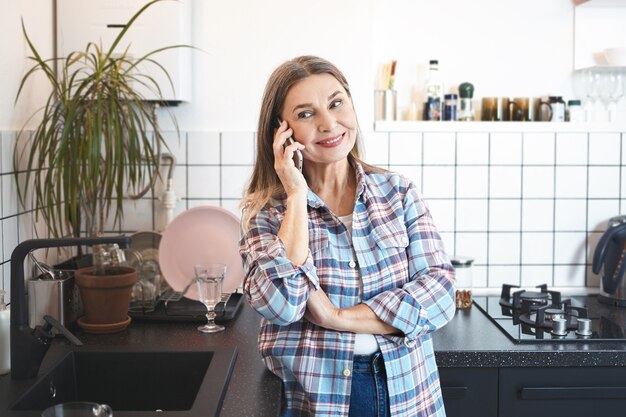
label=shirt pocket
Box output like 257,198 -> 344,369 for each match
369,220 -> 410,287
309,227 -> 330,256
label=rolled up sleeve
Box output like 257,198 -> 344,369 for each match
240,208 -> 319,326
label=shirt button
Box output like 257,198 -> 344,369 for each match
343,369 -> 351,377
348,260 -> 356,268
405,339 -> 415,347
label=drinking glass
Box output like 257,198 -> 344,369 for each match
194,263 -> 226,333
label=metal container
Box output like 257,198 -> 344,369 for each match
28,273 -> 83,329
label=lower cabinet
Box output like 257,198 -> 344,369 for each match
499,367 -> 626,417
439,367 -> 498,417
441,366 -> 626,417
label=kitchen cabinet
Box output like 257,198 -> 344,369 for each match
441,366 -> 626,417
439,368 -> 498,417
499,367 -> 626,417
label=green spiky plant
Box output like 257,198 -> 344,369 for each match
14,0 -> 183,243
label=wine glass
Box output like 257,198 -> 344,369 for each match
194,263 -> 227,333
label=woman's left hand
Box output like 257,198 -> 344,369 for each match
304,287 -> 341,330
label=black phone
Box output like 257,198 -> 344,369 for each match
276,118 -> 303,172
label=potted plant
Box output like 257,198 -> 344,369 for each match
14,0 -> 184,332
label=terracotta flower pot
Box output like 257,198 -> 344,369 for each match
75,266 -> 137,331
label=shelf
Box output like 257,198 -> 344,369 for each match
575,0 -> 626,7
374,121 -> 626,133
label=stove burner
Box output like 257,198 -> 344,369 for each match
544,308 -> 565,321
499,284 -> 562,311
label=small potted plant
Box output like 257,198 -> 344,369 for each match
14,0 -> 185,332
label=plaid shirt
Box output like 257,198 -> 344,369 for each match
240,162 -> 456,417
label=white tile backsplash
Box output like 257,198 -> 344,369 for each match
188,166 -> 220,198
1,127 -> 624,294
457,132 -> 489,165
554,199 -> 587,231
521,199 -> 554,231
555,166 -> 588,198
187,131 -> 220,164
389,132 -> 421,165
221,132 -> 255,165
423,132 -> 455,165
522,166 -> 554,198
489,166 -> 522,198
521,232 -> 554,264
523,133 -> 555,165
589,132 -> 621,165
422,166 -> 455,199
489,232 -> 521,265
556,133 -> 588,165
491,133 -> 522,165
363,131 -> 389,166
221,166 -> 253,199
588,166 -> 620,198
456,166 -> 488,198
489,199 -> 521,232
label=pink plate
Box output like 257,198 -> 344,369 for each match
158,205 -> 244,300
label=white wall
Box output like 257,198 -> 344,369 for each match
0,0 -> 54,130
1,1 -> 613,131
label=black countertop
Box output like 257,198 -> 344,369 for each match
3,295 -> 626,416
0,302 -> 282,417
433,297 -> 626,368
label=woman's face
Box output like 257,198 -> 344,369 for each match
280,73 -> 357,165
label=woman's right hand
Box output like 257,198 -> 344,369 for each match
273,120 -> 307,197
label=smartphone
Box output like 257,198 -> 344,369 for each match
276,118 -> 303,172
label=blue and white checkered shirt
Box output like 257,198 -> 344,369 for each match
240,162 -> 456,417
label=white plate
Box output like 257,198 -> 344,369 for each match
158,205 -> 244,300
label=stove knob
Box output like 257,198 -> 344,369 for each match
575,318 -> 593,336
551,318 -> 568,336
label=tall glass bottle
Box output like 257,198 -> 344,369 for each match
424,60 -> 443,121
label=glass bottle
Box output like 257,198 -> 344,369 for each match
423,60 -> 443,121
443,94 -> 458,121
549,96 -> 566,122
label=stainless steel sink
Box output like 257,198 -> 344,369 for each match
9,346 -> 237,416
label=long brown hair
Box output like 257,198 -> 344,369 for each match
241,55 -> 379,231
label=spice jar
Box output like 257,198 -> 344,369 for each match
443,93 -> 458,121
452,256 -> 474,309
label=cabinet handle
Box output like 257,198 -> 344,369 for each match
521,387 -> 626,400
442,387 -> 467,399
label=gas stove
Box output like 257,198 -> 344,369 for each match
472,284 -> 626,343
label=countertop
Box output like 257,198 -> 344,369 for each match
3,296 -> 626,416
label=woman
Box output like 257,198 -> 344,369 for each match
239,55 -> 455,417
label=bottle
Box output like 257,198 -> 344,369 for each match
549,96 -> 565,122
0,290 -> 10,375
443,94 -> 458,121
567,99 -> 584,122
423,60 -> 443,121
457,82 -> 475,121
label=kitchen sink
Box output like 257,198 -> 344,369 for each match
9,346 -> 237,416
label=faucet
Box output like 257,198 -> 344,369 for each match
10,236 -> 131,379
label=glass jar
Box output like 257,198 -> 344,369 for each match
452,256 -> 474,309
567,99 -> 584,122
443,93 -> 458,121
549,96 -> 566,122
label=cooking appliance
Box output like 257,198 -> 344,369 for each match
473,283 -> 626,343
593,215 -> 626,306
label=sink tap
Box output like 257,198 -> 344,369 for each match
10,236 -> 131,379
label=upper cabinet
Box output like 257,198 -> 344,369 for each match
574,0 -> 626,69
55,0 -> 192,103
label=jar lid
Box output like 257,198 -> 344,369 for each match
451,256 -> 474,267
568,99 -> 581,105
444,94 -> 458,99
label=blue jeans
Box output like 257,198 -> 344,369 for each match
348,352 -> 391,417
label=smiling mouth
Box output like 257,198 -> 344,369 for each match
318,133 -> 344,145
